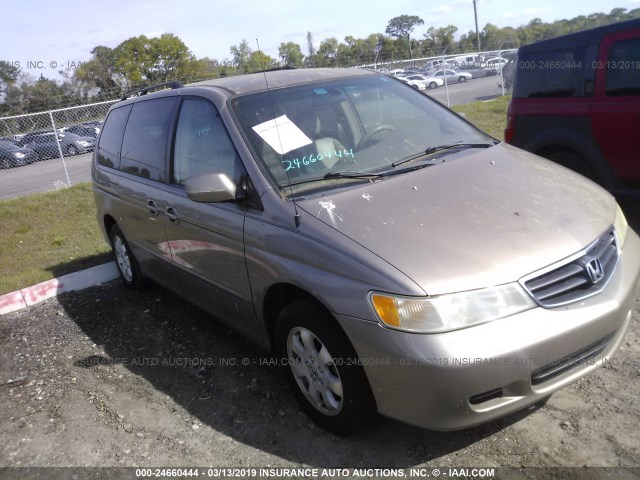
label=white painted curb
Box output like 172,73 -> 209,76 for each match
0,262 -> 119,315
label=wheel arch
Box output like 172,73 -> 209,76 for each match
262,283 -> 336,352
103,214 -> 117,240
524,129 -> 615,190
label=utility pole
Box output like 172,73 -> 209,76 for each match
473,0 -> 481,53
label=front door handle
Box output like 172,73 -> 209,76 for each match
147,199 -> 159,216
165,206 -> 180,224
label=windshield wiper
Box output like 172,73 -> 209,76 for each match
392,142 -> 494,168
323,171 -> 384,180
283,171 -> 382,188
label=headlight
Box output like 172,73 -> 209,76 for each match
12,152 -> 26,159
369,283 -> 536,334
75,141 -> 90,147
614,203 -> 628,250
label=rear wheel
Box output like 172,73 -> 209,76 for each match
545,151 -> 595,181
458,76 -> 467,83
275,300 -> 376,435
109,225 -> 145,289
429,81 -> 437,89
67,145 -> 78,156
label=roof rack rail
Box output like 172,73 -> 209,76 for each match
121,81 -> 184,101
254,66 -> 297,73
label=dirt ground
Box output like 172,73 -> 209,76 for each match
0,276 -> 639,477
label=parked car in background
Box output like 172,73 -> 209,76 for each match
398,74 -> 444,90
83,120 -> 104,127
423,59 -> 457,71
459,66 -> 499,79
14,131 -> 52,148
24,132 -> 95,159
0,141 -> 38,168
506,18 -> 640,191
485,57 -> 508,69
64,124 -> 101,138
452,54 -> 485,69
93,70 -> 639,435
431,69 -> 473,83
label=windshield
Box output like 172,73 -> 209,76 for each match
231,75 -> 493,193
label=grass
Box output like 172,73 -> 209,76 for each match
0,183 -> 112,294
454,94 -> 511,140
0,96 -> 511,295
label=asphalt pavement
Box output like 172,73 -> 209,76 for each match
425,75 -> 507,106
0,153 -> 92,200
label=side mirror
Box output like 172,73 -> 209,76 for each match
185,172 -> 238,203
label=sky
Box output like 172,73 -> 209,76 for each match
2,0 -> 639,80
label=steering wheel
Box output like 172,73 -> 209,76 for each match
356,124 -> 395,149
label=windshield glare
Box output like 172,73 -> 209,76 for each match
232,75 -> 492,192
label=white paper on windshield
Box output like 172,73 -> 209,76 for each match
252,115 -> 312,155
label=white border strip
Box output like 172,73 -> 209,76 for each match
0,262 -> 119,315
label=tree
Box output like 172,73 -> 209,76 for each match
112,35 -> 155,87
306,32 -> 315,61
73,46 -> 120,96
278,42 -> 304,67
249,51 -> 275,70
0,61 -> 20,95
385,15 -> 424,57
230,39 -> 253,73
317,38 -> 339,66
151,34 -> 195,81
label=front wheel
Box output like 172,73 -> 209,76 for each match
109,225 -> 145,289
458,76 -> 467,83
275,300 -> 376,435
429,81 -> 437,89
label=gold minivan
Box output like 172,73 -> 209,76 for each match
93,68 -> 640,434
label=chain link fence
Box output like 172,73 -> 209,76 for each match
0,100 -> 117,200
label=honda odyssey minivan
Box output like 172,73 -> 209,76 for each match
92,68 -> 640,434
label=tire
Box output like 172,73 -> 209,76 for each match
458,76 -> 467,83
109,225 -> 145,290
67,145 -> 78,156
545,151 -> 595,181
275,300 -> 376,435
429,81 -> 437,89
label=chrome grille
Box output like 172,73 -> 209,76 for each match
522,229 -> 618,308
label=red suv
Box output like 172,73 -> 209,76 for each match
506,19 -> 640,192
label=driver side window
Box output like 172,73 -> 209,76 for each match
173,98 -> 245,186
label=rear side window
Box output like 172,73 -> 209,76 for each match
97,105 -> 131,169
514,47 -> 588,98
172,98 -> 244,186
606,38 -> 640,96
120,97 -> 178,181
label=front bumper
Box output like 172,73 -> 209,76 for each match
337,230 -> 640,430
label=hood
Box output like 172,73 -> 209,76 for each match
296,144 -> 616,295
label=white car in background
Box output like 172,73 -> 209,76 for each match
485,57 -> 508,69
431,69 -> 473,83
398,74 -> 444,90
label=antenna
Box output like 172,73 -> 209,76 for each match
255,39 -> 302,228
